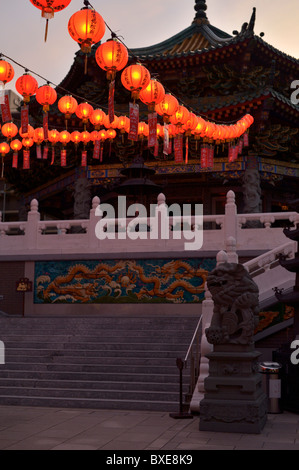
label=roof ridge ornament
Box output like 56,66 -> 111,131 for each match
193,0 -> 210,25
248,7 -> 256,32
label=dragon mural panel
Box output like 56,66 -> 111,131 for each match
34,258 -> 216,304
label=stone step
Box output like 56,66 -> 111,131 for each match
0,395 -> 180,412
4,354 -> 178,367
0,317 -> 198,330
5,348 -> 185,359
0,368 -> 180,383
0,386 -> 182,402
0,362 -> 178,374
1,334 -> 192,344
0,377 -> 184,393
3,341 -> 190,351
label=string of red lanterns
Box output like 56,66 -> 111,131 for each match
0,1 -> 255,174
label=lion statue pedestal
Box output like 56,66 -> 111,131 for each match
199,262 -> 268,434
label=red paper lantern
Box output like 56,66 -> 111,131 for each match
203,122 -> 217,139
183,112 -> 199,135
76,102 -> 94,123
0,142 -> 10,156
0,141 -> 10,178
58,95 -> 78,127
103,114 -> 119,129
81,131 -> 91,145
30,0 -> 72,16
138,121 -> 149,139
68,7 -> 105,54
90,108 -> 106,130
2,122 -> 18,140
106,128 -> 116,141
48,129 -> 60,145
139,79 -> 165,112
117,116 -> 130,134
0,60 -> 14,85
19,124 -> 34,139
71,131 -> 81,145
95,38 -> 128,81
192,117 -> 206,139
155,94 -> 179,123
98,129 -> 107,141
33,127 -> 45,145
10,139 -> 22,152
169,105 -> 190,127
90,130 -> 99,142
36,84 -> 57,112
16,73 -> 38,103
22,137 -> 34,149
30,0 -> 72,41
121,63 -> 151,101
59,130 -> 71,145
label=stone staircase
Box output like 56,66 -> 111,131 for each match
0,315 -> 199,412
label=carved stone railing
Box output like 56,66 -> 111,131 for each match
0,190 -> 298,259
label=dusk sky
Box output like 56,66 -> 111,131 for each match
0,0 -> 298,94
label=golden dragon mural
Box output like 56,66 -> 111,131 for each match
35,258 -> 215,304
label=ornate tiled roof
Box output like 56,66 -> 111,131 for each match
196,87 -> 299,114
127,3 -> 298,68
131,1 -> 233,58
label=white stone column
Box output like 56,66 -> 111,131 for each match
88,196 -> 100,250
25,199 -> 40,250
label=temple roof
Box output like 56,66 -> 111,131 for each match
131,0 -> 233,57
126,3 -> 298,67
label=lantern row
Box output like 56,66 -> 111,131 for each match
0,114 -> 251,171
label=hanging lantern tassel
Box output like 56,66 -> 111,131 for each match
1,156 -> 4,179
23,150 -> 30,170
93,140 -> 101,160
12,152 -> 18,169
51,147 -> 55,165
36,145 -> 42,159
108,80 -> 115,124
41,7 -> 54,42
45,19 -> 49,42
61,149 -> 67,167
185,136 -> 189,164
43,146 -> 49,160
81,150 -> 87,167
84,54 -> 88,75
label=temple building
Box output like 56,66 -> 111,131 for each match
2,0 -> 298,221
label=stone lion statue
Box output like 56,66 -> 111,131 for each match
206,262 -> 259,345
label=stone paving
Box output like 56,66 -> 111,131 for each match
0,405 -> 298,450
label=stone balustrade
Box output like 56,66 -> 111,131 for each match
0,190 -> 298,259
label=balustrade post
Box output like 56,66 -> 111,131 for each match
226,236 -> 238,263
224,190 -> 237,250
25,199 -> 40,250
89,196 -> 100,249
154,193 -> 168,242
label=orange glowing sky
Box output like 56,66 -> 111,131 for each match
0,0 -> 298,93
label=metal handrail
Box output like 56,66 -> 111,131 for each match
170,314 -> 203,418
184,314 -> 203,397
